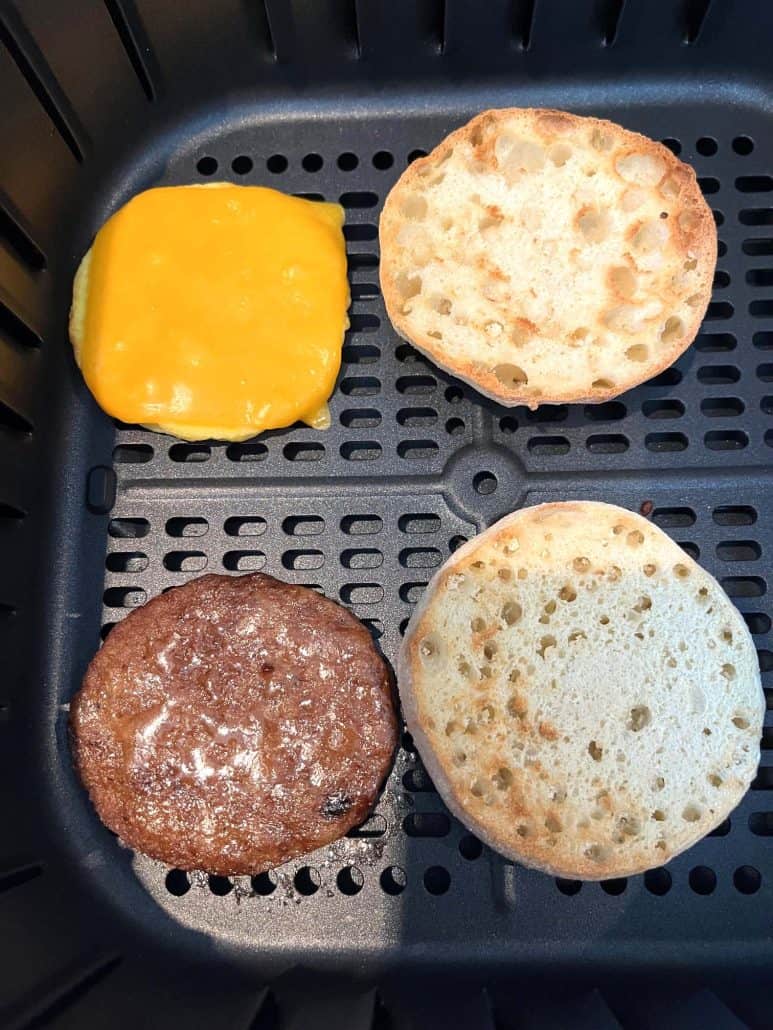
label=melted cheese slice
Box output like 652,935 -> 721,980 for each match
72,184 -> 349,440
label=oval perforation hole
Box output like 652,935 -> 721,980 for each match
696,137 -> 717,156
340,191 -> 378,208
584,401 -> 627,421
704,430 -> 748,450
251,871 -> 277,895
746,268 -> 773,287
225,516 -> 267,537
340,547 -> 383,570
749,812 -> 773,835
586,434 -> 629,454
223,551 -> 266,572
734,866 -> 761,894
166,517 -> 208,537
347,815 -> 387,839
644,868 -> 672,895
600,878 -> 627,896
699,176 -> 720,195
294,866 -> 321,895
342,343 -> 380,365
169,443 -> 211,462
226,442 -> 268,462
733,136 -> 754,155
555,878 -> 582,896
341,376 -> 381,396
473,471 -> 498,494
341,514 -> 382,535
281,549 -> 324,571
361,618 -> 383,640
402,766 -> 435,792
103,586 -> 147,607
397,407 -> 437,427
527,436 -> 570,455
208,875 -> 232,896
340,408 -> 381,429
722,576 -> 765,598
713,506 -> 757,525
399,547 -> 442,569
113,444 -> 153,464
706,300 -> 733,319
645,432 -> 688,452
689,866 -> 716,895
701,397 -> 744,417
231,155 -> 253,175
341,441 -> 382,461
652,507 -> 695,528
165,869 -> 190,896
109,517 -> 150,539
745,242 -> 773,260
643,399 -> 685,420
395,343 -> 431,365
744,613 -> 771,634
348,312 -> 380,334
350,282 -> 380,300
713,271 -> 730,291
740,208 -> 773,225
337,866 -> 364,896
707,818 -> 731,837
459,835 -> 483,860
106,551 -> 148,573
340,583 -> 384,605
344,224 -> 377,242
283,442 -> 325,462
380,866 -> 405,894
282,515 -> 323,536
696,333 -> 736,352
423,866 -> 450,895
649,368 -> 683,387
267,154 -> 288,173
398,440 -> 439,459
403,813 -> 450,837
196,156 -> 217,175
399,513 -> 441,534
163,551 -> 207,573
525,405 -> 568,424
396,375 -> 436,395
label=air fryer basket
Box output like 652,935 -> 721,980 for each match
1,1 -> 772,1026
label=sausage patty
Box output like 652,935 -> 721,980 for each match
71,573 -> 398,875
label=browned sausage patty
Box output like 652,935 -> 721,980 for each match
71,573 -> 398,875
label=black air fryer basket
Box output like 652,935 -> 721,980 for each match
1,1 -> 772,1026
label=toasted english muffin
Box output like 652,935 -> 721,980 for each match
380,109 -> 716,408
398,502 -> 763,879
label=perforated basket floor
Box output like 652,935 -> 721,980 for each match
3,1 -> 773,1026
82,98 -> 773,951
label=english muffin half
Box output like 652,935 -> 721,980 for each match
398,502 -> 763,879
380,109 -> 716,408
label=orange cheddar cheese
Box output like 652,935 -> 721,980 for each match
70,184 -> 350,440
